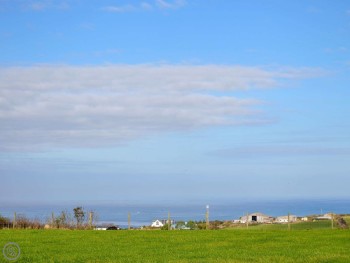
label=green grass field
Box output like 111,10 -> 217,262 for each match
1,228 -> 350,263
242,220 -> 333,230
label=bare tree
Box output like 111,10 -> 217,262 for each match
73,207 -> 85,228
53,211 -> 69,229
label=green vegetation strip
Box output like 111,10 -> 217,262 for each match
0,229 -> 349,263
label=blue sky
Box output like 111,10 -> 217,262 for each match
0,0 -> 349,204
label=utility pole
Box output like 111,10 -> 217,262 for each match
13,212 -> 17,229
88,212 -> 93,229
331,212 -> 334,229
246,212 -> 249,229
128,212 -> 131,230
168,211 -> 171,230
288,212 -> 291,231
51,212 -> 55,228
206,205 -> 210,230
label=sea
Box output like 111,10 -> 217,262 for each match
1,199 -> 349,228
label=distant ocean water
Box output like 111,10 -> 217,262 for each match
1,199 -> 349,228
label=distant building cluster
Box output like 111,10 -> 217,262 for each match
92,212 -> 337,230
235,212 -> 335,224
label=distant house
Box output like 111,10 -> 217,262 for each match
240,212 -> 274,224
151,220 -> 164,228
301,217 -> 308,222
94,226 -> 107,230
275,215 -> 297,223
316,213 -> 335,220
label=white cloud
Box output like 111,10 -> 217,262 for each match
28,1 -> 47,11
103,0 -> 186,13
102,5 -> 136,13
0,64 -> 323,151
140,2 -> 153,10
25,0 -> 69,11
156,0 -> 186,9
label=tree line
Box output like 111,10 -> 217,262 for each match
0,206 -> 97,230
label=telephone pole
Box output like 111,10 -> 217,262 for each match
168,211 -> 171,230
88,211 -> 93,229
246,212 -> 249,229
288,212 -> 291,231
206,205 -> 210,230
51,212 -> 55,228
13,212 -> 17,229
331,212 -> 334,229
128,212 -> 131,230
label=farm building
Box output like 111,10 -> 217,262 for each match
275,215 -> 297,223
316,213 -> 335,220
151,220 -> 164,228
239,212 -> 274,223
94,226 -> 107,230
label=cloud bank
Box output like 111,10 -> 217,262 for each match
0,64 -> 322,151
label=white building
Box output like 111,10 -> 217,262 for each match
240,212 -> 274,224
275,215 -> 297,223
316,213 -> 334,220
94,227 -> 107,230
151,220 -> 164,228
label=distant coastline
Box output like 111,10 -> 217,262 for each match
1,198 -> 349,228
